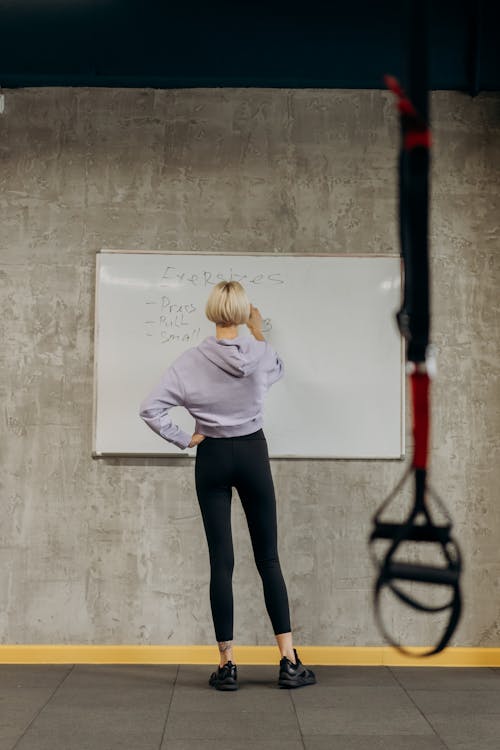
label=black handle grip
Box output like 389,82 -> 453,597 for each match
386,561 -> 460,586
372,522 -> 451,544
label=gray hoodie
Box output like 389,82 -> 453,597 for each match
139,334 -> 284,449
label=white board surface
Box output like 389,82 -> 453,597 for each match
93,251 -> 404,458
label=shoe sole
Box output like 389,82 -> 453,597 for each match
209,677 -> 238,691
278,674 -> 316,689
211,681 -> 238,690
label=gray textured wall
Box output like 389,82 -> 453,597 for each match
1,88 -> 499,647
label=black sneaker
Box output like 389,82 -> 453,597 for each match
208,660 -> 238,691
278,648 -> 316,689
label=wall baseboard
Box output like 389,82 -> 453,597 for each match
0,645 -> 499,666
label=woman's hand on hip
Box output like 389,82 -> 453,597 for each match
188,433 -> 206,448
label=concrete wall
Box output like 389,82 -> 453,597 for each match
1,87 -> 499,647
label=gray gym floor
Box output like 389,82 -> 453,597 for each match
1,664 -> 499,750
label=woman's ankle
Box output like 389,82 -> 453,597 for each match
217,639 -> 233,667
275,632 -> 296,663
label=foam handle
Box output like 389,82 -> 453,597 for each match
387,561 -> 459,586
411,371 -> 430,469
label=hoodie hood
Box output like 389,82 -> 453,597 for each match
197,335 -> 266,378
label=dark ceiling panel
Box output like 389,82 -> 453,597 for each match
478,0 -> 500,91
0,0 -> 498,91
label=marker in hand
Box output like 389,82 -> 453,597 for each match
247,305 -> 265,341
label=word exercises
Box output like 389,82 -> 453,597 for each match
160,265 -> 285,289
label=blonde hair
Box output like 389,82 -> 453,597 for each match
205,280 -> 251,326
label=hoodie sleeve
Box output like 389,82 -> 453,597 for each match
265,342 -> 285,386
139,366 -> 192,450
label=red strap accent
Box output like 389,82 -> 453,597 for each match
385,74 -> 432,151
404,131 -> 432,150
398,98 -> 417,117
384,74 -> 404,98
411,372 -> 430,469
384,74 -> 417,116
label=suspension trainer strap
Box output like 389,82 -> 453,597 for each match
368,0 -> 462,657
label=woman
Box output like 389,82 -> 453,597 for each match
139,280 -> 316,691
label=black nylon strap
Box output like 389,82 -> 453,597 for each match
373,571 -> 462,657
369,468 -> 463,656
399,145 -> 430,364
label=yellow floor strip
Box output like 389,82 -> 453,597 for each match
0,646 -> 499,666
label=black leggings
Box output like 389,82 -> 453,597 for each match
194,428 -> 291,642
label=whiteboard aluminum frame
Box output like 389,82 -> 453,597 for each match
93,249 -> 405,460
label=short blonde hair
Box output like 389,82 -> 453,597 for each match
205,280 -> 251,326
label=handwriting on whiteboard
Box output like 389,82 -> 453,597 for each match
159,265 -> 285,287
144,265 -> 284,344
144,295 -> 199,344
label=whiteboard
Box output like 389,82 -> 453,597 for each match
93,251 -> 404,458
